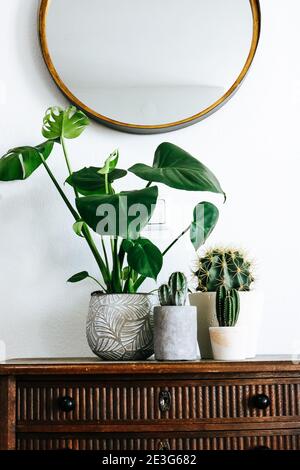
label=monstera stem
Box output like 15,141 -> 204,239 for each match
133,225 -> 192,292
60,136 -> 111,287
111,237 -> 122,293
39,155 -> 78,219
81,225 -> 111,287
61,136 -> 79,198
101,237 -> 110,274
162,225 -> 191,256
133,275 -> 146,292
39,153 -> 110,288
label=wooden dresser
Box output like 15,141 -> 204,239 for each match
0,356 -> 300,451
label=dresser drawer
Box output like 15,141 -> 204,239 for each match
17,430 -> 300,450
17,377 -> 300,425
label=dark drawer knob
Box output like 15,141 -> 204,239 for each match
158,440 -> 170,451
159,391 -> 171,412
250,394 -> 271,410
57,395 -> 75,412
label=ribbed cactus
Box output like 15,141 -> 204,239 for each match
216,286 -> 240,327
158,272 -> 188,306
158,284 -> 171,306
195,248 -> 254,292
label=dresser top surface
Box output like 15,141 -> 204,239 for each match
0,355 -> 299,375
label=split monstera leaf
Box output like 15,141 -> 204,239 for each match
0,105 -> 225,293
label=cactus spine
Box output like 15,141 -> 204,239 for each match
158,272 -> 188,306
195,248 -> 254,292
216,286 -> 240,327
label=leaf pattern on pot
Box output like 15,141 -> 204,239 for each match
86,294 -> 156,361
96,337 -> 125,358
93,306 -> 125,340
121,317 -> 153,351
98,348 -> 126,361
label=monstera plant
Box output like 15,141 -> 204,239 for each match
0,105 -> 224,360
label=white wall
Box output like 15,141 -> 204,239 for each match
0,0 -> 299,359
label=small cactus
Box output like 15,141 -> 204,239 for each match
195,248 -> 254,292
158,272 -> 188,306
169,272 -> 188,306
216,286 -> 240,327
158,284 -> 171,306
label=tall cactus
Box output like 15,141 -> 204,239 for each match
195,248 -> 254,292
216,286 -> 240,327
169,272 -> 188,306
158,272 -> 188,306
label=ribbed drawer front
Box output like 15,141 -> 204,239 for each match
17,430 -> 300,451
17,378 -> 300,424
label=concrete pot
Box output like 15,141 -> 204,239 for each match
87,293 -> 155,361
209,326 -> 247,361
154,306 -> 197,361
189,291 -> 263,359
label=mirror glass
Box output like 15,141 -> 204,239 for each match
42,0 -> 259,132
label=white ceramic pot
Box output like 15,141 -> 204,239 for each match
154,306 -> 197,361
209,326 -> 247,360
189,291 -> 263,359
87,293 -> 155,361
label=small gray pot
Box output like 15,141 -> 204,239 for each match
87,292 -> 155,361
154,306 -> 197,361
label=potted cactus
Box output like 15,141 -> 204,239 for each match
154,272 -> 198,361
209,286 -> 246,360
189,248 -> 263,359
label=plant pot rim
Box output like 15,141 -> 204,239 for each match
91,291 -> 156,297
154,305 -> 195,309
190,290 -> 256,295
209,326 -> 244,331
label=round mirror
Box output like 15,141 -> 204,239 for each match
39,0 -> 260,134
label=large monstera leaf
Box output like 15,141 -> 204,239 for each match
129,142 -> 225,197
66,166 -> 127,195
190,201 -> 219,251
0,141 -> 54,181
42,106 -> 89,140
76,186 -> 158,239
127,238 -> 163,280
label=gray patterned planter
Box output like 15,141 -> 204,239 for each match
87,293 -> 155,361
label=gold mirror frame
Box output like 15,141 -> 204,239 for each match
39,0 -> 261,134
